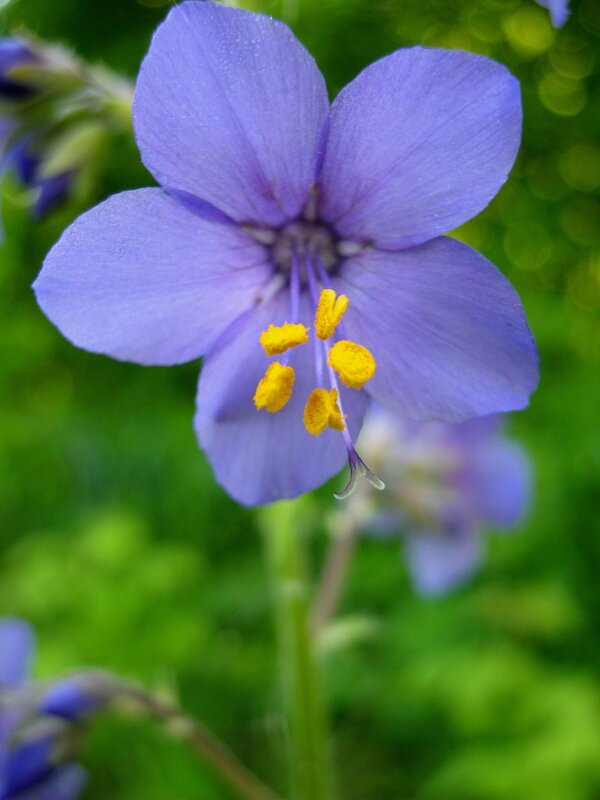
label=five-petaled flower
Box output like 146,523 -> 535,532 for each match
33,1 -> 538,506
353,411 -> 531,595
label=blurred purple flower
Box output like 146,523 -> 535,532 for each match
34,2 -> 538,505
355,411 -> 531,595
0,37 -> 74,223
1,36 -> 133,229
0,618 -> 107,800
535,0 -> 570,27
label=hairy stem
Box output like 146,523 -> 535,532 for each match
113,680 -> 284,800
260,500 -> 335,800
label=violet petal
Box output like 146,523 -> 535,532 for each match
335,236 -> 538,422
319,47 -> 521,249
133,1 -> 328,227
0,619 -> 34,687
33,189 -> 270,366
404,526 -> 482,596
465,438 -> 532,528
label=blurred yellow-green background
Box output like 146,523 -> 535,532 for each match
1,0 -> 599,797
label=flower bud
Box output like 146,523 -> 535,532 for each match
0,34 -> 132,224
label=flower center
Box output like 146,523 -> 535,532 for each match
245,216 -> 366,279
271,220 -> 339,275
253,279 -> 384,500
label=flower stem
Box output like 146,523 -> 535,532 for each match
311,514 -> 359,635
260,500 -> 335,800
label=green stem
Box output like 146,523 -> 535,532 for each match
260,500 -> 335,800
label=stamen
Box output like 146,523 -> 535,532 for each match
259,323 -> 309,356
334,446 -> 385,500
315,288 -> 349,340
328,340 -> 376,389
303,388 -> 346,436
254,362 -> 295,413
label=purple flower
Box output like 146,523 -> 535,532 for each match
0,619 -> 89,800
0,38 -> 75,223
33,2 -> 538,506
534,0 -> 570,27
354,411 -> 531,595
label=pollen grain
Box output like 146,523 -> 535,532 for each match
254,362 -> 295,413
259,323 -> 309,356
328,340 -> 376,389
315,288 -> 349,340
303,388 -> 346,436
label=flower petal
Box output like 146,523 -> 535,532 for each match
404,526 -> 482,596
4,737 -> 55,796
34,172 -> 73,219
33,189 -> 270,366
16,764 -> 87,800
465,438 -> 531,528
335,237 -> 538,422
535,0 -> 570,27
133,1 -> 328,227
40,678 -> 103,721
319,47 -> 521,249
0,618 -> 34,686
195,290 -> 367,506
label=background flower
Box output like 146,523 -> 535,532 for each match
0,35 -> 132,229
353,410 -> 531,594
0,619 -> 87,800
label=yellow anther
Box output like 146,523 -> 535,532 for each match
259,323 -> 309,356
254,362 -> 295,413
303,388 -> 346,436
315,289 -> 349,340
328,340 -> 376,389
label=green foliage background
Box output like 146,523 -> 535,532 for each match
1,0 -> 599,797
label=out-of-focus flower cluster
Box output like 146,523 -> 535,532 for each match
0,618 -> 112,800
0,35 -> 132,230
347,410 -> 531,595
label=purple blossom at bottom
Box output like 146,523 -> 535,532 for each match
354,411 -> 531,595
534,0 -> 570,27
34,2 -> 538,506
0,619 -> 101,800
